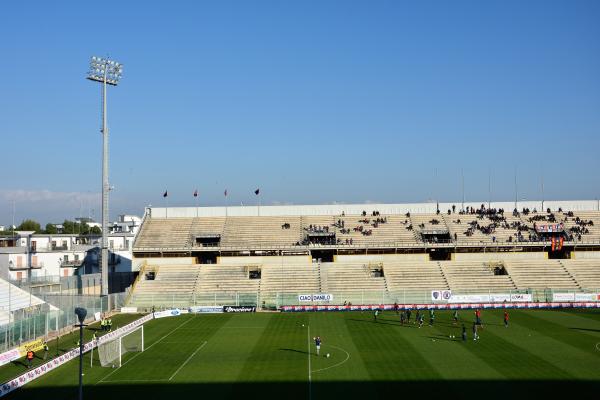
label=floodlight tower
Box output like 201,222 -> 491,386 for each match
87,56 -> 123,296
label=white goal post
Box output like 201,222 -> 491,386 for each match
97,325 -> 144,368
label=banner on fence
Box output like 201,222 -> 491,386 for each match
574,293 -> 599,301
153,309 -> 181,319
0,349 -> 21,368
448,294 -> 491,303
552,293 -> 575,302
222,306 -> 256,313
120,307 -> 138,314
510,294 -> 533,302
17,339 -> 45,358
280,302 -> 600,312
188,306 -> 223,314
430,290 -> 452,301
298,294 -> 334,302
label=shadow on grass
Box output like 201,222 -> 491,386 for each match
569,327 -> 600,333
7,380 -> 600,400
279,348 -> 309,355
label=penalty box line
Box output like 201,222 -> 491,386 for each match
97,315 -> 197,385
169,341 -> 208,381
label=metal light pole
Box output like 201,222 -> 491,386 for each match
74,307 -> 87,400
87,56 -> 123,296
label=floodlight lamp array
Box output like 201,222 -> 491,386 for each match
87,56 -> 123,86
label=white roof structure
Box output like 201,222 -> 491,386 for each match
0,278 -> 55,326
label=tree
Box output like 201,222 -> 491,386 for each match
45,223 -> 58,234
17,219 -> 41,232
90,226 -> 102,234
62,220 -> 77,234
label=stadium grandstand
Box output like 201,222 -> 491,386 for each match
127,200 -> 600,309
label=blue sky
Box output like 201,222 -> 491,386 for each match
1,0 -> 599,225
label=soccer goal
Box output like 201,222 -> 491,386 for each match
97,325 -> 144,368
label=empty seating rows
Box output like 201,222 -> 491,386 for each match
504,260 -> 579,290
439,261 -> 516,291
196,265 -> 260,292
221,216 -> 303,247
128,257 -> 600,308
260,264 -> 320,293
321,263 -> 386,292
561,259 -> 600,289
384,261 -> 449,291
134,218 -> 195,248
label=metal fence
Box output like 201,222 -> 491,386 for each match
128,287 -> 600,312
0,292 -> 126,352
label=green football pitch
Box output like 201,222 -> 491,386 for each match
7,309 -> 600,400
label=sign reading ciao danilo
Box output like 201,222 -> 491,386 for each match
298,294 -> 334,302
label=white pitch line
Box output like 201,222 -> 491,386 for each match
97,315 -> 196,385
169,341 -> 207,381
311,345 -> 350,373
307,325 -> 312,400
102,379 -> 168,383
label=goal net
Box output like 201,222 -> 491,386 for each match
97,325 -> 144,368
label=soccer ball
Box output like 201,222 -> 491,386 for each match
302,324 -> 305,327
326,353 -> 330,358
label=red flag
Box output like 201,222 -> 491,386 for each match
163,190 -> 168,198
193,190 -> 198,197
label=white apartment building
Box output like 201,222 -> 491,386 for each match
0,231 -> 135,281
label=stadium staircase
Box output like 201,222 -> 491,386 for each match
560,259 -> 600,289
503,260 -> 579,290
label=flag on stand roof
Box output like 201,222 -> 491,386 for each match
193,189 -> 198,197
224,189 -> 228,197
254,188 -> 260,195
163,190 -> 168,198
